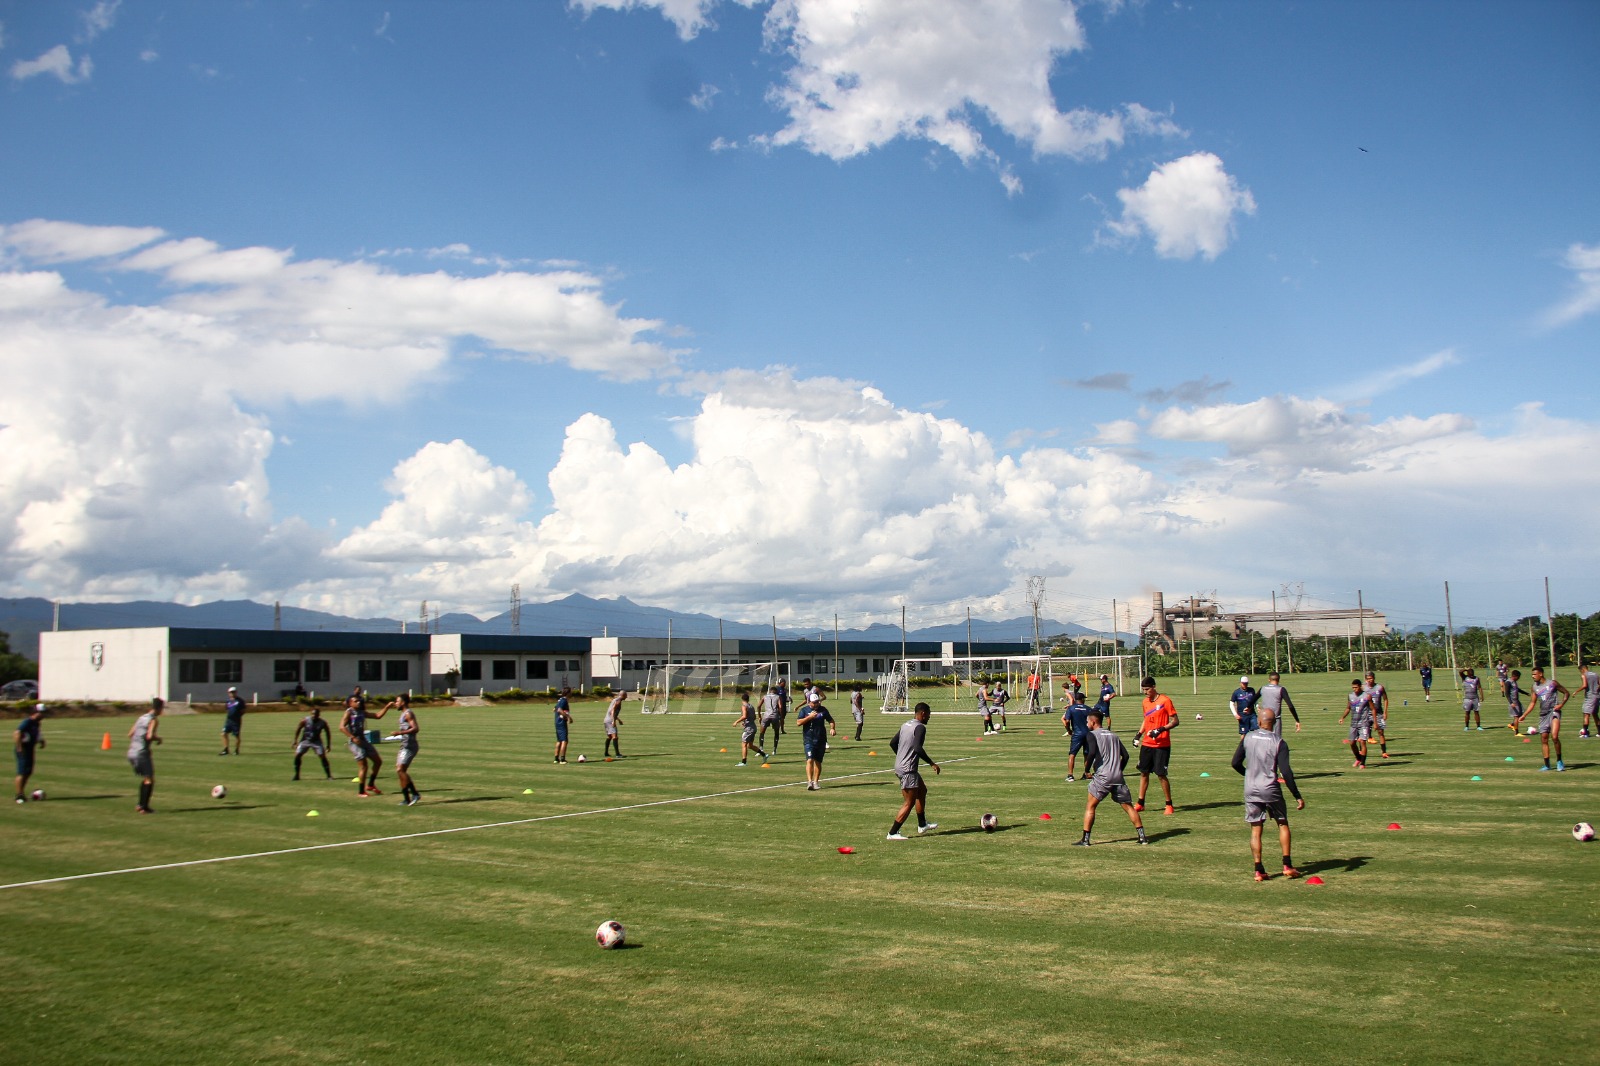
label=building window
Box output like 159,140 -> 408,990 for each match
274,660 -> 301,683
178,659 -> 208,684
305,660 -> 331,684
385,660 -> 409,682
528,661 -> 550,680
492,660 -> 516,681
856,659 -> 868,673
461,660 -> 482,681
214,660 -> 243,684
797,660 -> 811,674
358,660 -> 383,682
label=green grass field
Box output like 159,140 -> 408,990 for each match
3,673 -> 1597,1065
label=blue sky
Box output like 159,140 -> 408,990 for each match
1,0 -> 1596,635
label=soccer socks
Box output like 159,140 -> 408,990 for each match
1136,828 -> 1148,843
1075,831 -> 1091,846
890,819 -> 905,836
137,782 -> 152,809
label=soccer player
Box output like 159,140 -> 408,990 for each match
850,685 -> 865,741
14,704 -> 45,804
291,706 -> 333,780
1075,709 -> 1148,846
219,686 -> 246,755
1061,688 -> 1093,782
389,695 -> 421,804
992,680 -> 1010,731
1419,662 -> 1434,702
1365,672 -> 1392,758
1231,707 -> 1304,881
1027,669 -> 1042,713
128,697 -> 163,814
1495,660 -> 1510,698
758,684 -> 783,753
552,687 -> 573,764
1136,677 -> 1178,815
1093,674 -> 1117,726
339,694 -> 386,796
1505,669 -> 1527,733
1257,672 -> 1301,734
734,692 -> 766,766
797,687 -> 836,790
1520,666 -> 1569,772
603,689 -> 625,758
776,679 -> 790,735
1460,668 -> 1485,731
1577,660 -> 1599,738
1339,679 -> 1372,768
1230,676 -> 1259,735
978,681 -> 995,735
887,702 -> 940,839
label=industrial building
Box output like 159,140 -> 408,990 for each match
1140,592 -> 1388,653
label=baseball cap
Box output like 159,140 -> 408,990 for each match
1239,676 -> 1250,683
228,686 -> 238,692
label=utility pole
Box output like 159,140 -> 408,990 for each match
1271,591 -> 1280,673
1545,577 -> 1557,674
1025,577 -> 1045,658
420,601 -> 429,635
1189,596 -> 1199,695
1444,581 -> 1459,692
274,601 -> 281,632
1357,590 -> 1368,658
510,583 -> 521,635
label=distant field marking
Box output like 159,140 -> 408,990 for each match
0,756 -> 990,892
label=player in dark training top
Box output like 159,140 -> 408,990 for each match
292,707 -> 333,780
14,704 -> 46,804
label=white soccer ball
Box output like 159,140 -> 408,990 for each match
980,813 -> 998,832
1194,713 -> 1204,721
29,788 -> 44,801
1526,726 -> 1538,735
211,784 -> 227,799
596,920 -> 626,949
1574,822 -> 1596,842
576,754 -> 587,763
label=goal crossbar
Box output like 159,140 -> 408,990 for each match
1348,650 -> 1413,673
641,661 -> 789,715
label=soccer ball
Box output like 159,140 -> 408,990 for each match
1526,726 -> 1538,735
576,754 -> 587,763
596,920 -> 626,949
1194,713 -> 1204,721
29,789 -> 44,801
980,813 -> 998,832
211,785 -> 227,799
1574,822 -> 1596,842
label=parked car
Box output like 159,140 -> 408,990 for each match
1,679 -> 39,700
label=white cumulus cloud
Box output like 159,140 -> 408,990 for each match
1539,241 -> 1600,330
1105,152 -> 1256,260
10,44 -> 93,84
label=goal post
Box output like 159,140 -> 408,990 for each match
1006,655 -> 1142,714
640,661 -> 789,715
878,656 -> 1019,716
1348,650 -> 1414,673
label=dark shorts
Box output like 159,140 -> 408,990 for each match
804,738 -> 826,761
16,750 -> 36,775
555,721 -> 569,743
1068,731 -> 1090,755
1089,779 -> 1132,805
1245,797 -> 1289,824
222,716 -> 242,736
1237,712 -> 1257,735
1138,745 -> 1171,777
129,751 -> 153,777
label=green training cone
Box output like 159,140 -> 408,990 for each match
1470,775 -> 1482,781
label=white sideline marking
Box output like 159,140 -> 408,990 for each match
0,756 -> 989,892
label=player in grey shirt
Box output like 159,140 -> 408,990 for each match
1075,711 -> 1147,846
1578,660 -> 1599,739
1460,669 -> 1485,731
1256,673 -> 1300,735
887,703 -> 940,839
1231,707 -> 1304,880
758,686 -> 784,753
127,697 -> 164,814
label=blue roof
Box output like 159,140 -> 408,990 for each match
167,629 -> 429,654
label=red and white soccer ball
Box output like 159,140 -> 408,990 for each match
29,788 -> 44,801
576,754 -> 587,763
1574,822 -> 1596,843
980,813 -> 998,832
596,920 -> 626,949
1194,713 -> 1204,721
211,784 -> 227,799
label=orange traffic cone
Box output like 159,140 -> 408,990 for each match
101,732 -> 111,750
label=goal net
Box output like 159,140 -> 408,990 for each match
1006,655 -> 1142,714
878,656 -> 1015,716
640,661 -> 789,715
1348,650 -> 1414,673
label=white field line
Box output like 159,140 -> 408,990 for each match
0,755 -> 990,892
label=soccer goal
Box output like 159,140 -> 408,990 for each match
1349,650 -> 1414,673
878,656 -> 1014,716
1006,655 -> 1142,714
640,661 -> 789,715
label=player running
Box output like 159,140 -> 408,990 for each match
1419,662 -> 1434,702
1365,672 -> 1391,759
1230,676 -> 1259,735
758,684 -> 783,753
128,697 -> 163,814
1257,672 -> 1301,734
388,696 -> 421,805
1339,679 -> 1372,768
1460,668 -> 1485,731
1518,666 -> 1569,772
798,687 -> 837,790
1093,674 -> 1117,726
1075,709 -> 1148,846
14,704 -> 45,804
735,692 -> 767,766
1136,677 -> 1178,815
1231,707 -> 1304,881
887,702 -> 939,839
1062,688 -> 1093,782
1577,660 -> 1599,738
219,686 -> 247,755
291,706 -> 333,780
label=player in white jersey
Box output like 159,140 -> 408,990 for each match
850,686 -> 866,741
1339,679 -> 1372,769
1577,660 -> 1599,739
1459,669 -> 1485,731
1364,672 -> 1391,759
127,697 -> 164,814
603,689 -> 625,759
1518,666 -> 1569,772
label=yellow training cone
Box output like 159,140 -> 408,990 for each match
307,810 -> 320,817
